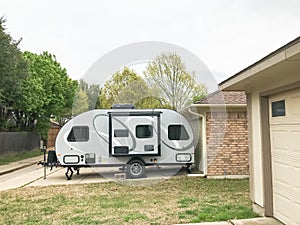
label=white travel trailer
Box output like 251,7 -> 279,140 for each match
55,106 -> 195,179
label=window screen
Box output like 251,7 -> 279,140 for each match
67,126 -> 89,142
168,125 -> 189,140
136,125 -> 153,138
272,100 -> 286,117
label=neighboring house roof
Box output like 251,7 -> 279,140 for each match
194,91 -> 246,105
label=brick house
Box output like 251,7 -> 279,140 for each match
182,91 -> 249,178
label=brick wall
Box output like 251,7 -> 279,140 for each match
206,111 -> 249,176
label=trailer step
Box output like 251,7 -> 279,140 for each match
114,173 -> 126,180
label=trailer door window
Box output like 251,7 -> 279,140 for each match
136,125 -> 153,138
168,125 -> 189,140
114,129 -> 129,137
67,126 -> 89,142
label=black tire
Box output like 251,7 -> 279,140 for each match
126,159 -> 146,179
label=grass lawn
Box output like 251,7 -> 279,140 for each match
0,177 -> 258,225
0,149 -> 42,165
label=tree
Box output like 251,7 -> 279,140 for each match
19,51 -> 78,138
135,96 -> 171,109
72,88 -> 89,116
79,79 -> 100,110
55,77 -> 78,126
99,67 -> 168,109
144,53 -> 207,110
114,78 -> 148,105
0,17 -> 28,131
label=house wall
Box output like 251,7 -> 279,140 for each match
247,80 -> 300,215
181,112 -> 205,172
192,117 -> 204,172
206,111 -> 249,177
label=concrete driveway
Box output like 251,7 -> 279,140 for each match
0,157 -> 188,191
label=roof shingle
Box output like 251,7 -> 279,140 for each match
194,91 -> 246,105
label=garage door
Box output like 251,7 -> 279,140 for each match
269,88 -> 300,225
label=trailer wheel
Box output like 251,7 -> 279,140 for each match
127,159 -> 146,179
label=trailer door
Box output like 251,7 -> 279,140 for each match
109,111 -> 161,156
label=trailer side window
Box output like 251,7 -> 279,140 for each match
136,125 -> 153,138
168,125 -> 189,140
67,126 -> 89,142
114,129 -> 129,137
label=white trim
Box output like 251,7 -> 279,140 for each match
186,173 -> 206,177
188,108 -> 207,176
207,175 -> 250,179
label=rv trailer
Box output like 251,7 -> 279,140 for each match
55,107 -> 195,179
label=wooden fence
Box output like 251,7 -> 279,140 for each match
0,132 -> 40,156
47,127 -> 60,148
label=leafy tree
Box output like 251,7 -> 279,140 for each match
72,88 -> 89,116
99,67 -> 168,109
114,78 -> 148,105
144,53 -> 207,110
0,17 -> 78,138
79,79 -> 100,110
19,51 -> 78,138
0,17 -> 28,131
99,67 -> 171,109
136,96 -> 171,109
55,77 -> 78,126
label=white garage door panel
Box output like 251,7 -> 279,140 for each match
273,194 -> 300,225
273,194 -> 292,223
272,161 -> 290,186
271,130 -> 288,149
271,127 -> 300,225
270,88 -> 300,225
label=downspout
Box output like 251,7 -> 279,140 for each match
188,107 -> 207,176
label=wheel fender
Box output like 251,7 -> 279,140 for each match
127,157 -> 146,165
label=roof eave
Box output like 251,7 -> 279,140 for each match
219,36 -> 300,91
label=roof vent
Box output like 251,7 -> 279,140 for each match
111,104 -> 135,109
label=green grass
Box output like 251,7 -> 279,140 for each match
0,149 -> 42,165
0,177 -> 258,225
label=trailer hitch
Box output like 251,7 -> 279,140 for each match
37,148 -> 59,179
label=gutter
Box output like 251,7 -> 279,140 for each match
190,104 -> 247,108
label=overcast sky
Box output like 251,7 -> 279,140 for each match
1,0 -> 300,85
